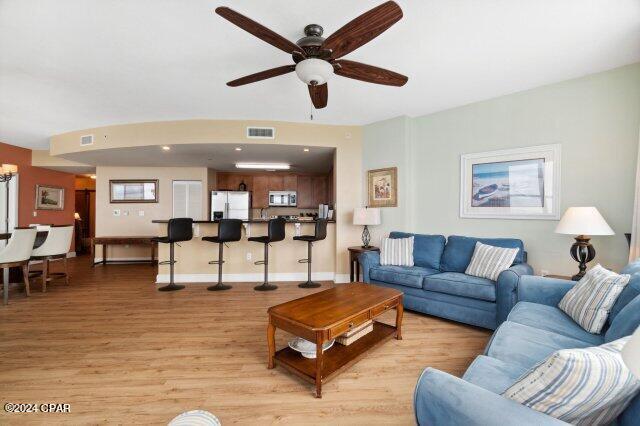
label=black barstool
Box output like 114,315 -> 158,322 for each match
153,218 -> 193,292
294,219 -> 328,288
203,219 -> 243,291
248,218 -> 286,291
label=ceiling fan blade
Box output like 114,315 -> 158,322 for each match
227,65 -> 296,87
321,1 -> 402,59
334,60 -> 408,86
308,84 -> 328,109
215,7 -> 304,56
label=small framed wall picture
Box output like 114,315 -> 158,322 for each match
35,185 -> 65,210
368,167 -> 398,207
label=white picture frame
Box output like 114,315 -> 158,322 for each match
460,144 -> 561,220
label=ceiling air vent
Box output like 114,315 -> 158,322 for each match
80,134 -> 94,146
246,127 -> 275,140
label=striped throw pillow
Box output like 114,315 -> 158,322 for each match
503,337 -> 640,425
465,242 -> 519,281
380,236 -> 414,267
559,265 -> 630,334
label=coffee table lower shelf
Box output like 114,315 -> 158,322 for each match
274,321 -> 396,386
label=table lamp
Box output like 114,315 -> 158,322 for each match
622,327 -> 640,379
353,207 -> 380,248
555,207 -> 614,281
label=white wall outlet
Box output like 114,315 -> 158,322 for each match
32,211 -> 37,217
246,252 -> 252,261
113,209 -> 121,216
138,210 -> 144,217
123,210 -> 129,216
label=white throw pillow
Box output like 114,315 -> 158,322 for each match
503,337 -> 640,425
380,236 -> 414,267
465,242 -> 519,281
559,264 -> 630,334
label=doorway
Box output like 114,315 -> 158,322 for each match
74,175 -> 95,255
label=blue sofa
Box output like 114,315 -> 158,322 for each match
359,233 -> 533,330
414,261 -> 640,425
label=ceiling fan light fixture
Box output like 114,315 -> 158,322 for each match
295,58 -> 333,86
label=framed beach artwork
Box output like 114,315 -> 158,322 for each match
368,167 -> 397,207
460,144 -> 561,220
109,179 -> 159,203
35,185 -> 65,210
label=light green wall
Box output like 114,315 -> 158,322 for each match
364,63 -> 640,274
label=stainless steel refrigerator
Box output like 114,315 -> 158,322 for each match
211,191 -> 251,220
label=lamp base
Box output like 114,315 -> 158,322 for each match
569,235 -> 595,281
361,225 -> 371,248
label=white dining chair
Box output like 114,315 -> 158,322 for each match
1,227 -> 37,305
30,225 -> 73,292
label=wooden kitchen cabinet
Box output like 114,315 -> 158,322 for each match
268,175 -> 284,191
283,175 -> 297,191
252,175 -> 269,208
312,176 -> 328,206
297,176 -> 313,208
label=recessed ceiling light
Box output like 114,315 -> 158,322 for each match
235,163 -> 290,170
162,146 -> 171,151
90,175 -> 96,179
303,148 -> 310,152
235,147 -> 242,151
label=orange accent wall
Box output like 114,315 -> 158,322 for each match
0,142 -> 76,250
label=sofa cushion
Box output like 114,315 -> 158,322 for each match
507,302 -> 604,345
502,337 -> 640,426
424,272 -> 496,302
390,232 -> 446,270
559,264 -> 630,334
462,355 -> 528,394
369,265 -> 439,289
441,235 -> 525,273
610,270 -> 640,324
486,321 -> 593,371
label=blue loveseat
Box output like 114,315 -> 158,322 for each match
359,233 -> 533,330
414,261 -> 640,425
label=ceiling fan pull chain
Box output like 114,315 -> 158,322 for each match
309,102 -> 314,121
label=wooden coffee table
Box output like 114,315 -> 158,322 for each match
267,283 -> 403,398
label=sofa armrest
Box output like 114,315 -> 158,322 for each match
414,368 -> 567,426
496,263 -> 534,326
358,251 -> 380,282
517,275 -> 575,306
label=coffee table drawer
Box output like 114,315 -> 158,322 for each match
371,299 -> 399,318
329,311 -> 370,339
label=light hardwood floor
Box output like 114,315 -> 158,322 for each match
0,257 -> 491,425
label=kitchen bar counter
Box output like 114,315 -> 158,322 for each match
151,219 -> 336,224
153,220 -> 336,285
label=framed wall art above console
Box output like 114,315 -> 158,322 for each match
109,179 -> 159,203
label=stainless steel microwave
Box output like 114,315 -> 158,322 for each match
269,191 -> 297,207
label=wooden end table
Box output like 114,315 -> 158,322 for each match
91,236 -> 157,266
267,283 -> 403,398
348,246 -> 380,282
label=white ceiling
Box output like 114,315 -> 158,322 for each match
60,144 -> 336,173
1,0 -> 639,149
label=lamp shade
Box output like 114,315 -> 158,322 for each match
353,208 -> 381,226
555,207 -> 614,236
1,164 -> 18,174
622,327 -> 640,379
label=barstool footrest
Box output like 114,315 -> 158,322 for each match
158,260 -> 177,265
254,260 -> 266,265
297,259 -> 309,264
208,260 -> 224,265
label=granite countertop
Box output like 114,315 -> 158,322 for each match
151,219 -> 335,224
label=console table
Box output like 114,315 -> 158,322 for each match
92,236 -> 157,266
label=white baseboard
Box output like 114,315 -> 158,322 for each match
67,251 -> 76,258
334,274 -> 352,284
156,271 -> 342,284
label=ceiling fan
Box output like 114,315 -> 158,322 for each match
215,1 -> 408,109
